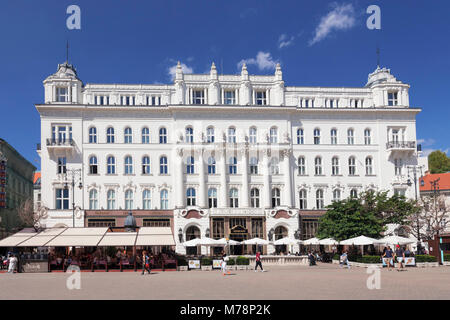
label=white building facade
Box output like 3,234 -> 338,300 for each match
37,61 -> 421,254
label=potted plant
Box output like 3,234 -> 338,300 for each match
227,257 -> 236,270
236,256 -> 250,270
201,258 -> 213,271
177,257 -> 188,271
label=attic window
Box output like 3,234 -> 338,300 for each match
388,92 -> 398,106
56,87 -> 69,102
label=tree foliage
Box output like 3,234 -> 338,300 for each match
428,150 -> 450,174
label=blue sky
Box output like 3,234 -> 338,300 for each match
0,0 -> 449,170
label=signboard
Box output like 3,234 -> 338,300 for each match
213,260 -> 223,269
404,257 -> 415,266
0,160 -> 6,208
188,260 -> 200,269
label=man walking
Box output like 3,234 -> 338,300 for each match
339,250 -> 350,269
141,250 -> 151,275
395,245 -> 405,271
221,251 -> 230,275
7,254 -> 17,273
383,246 -> 394,271
254,251 -> 265,272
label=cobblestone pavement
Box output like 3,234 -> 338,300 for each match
0,264 -> 449,300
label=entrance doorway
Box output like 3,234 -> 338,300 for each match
274,226 -> 288,255
185,226 -> 200,255
229,225 -> 248,255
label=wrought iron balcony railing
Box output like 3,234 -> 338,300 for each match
46,138 -> 75,147
386,141 -> 416,149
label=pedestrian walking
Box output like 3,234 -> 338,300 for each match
7,254 -> 17,273
395,245 -> 405,271
383,246 -> 394,271
339,250 -> 350,269
254,251 -> 265,272
141,250 -> 151,275
221,251 -> 230,275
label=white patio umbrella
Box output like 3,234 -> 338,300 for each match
303,237 -> 320,245
216,238 -> 241,246
241,238 -> 271,245
182,237 -> 203,247
339,235 -> 383,246
273,237 -> 302,245
379,235 -> 415,246
318,238 -> 339,245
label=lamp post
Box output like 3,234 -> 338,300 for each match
407,165 -> 423,254
63,169 -> 82,227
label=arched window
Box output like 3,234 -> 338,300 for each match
229,188 -> 239,208
89,127 -> 97,144
249,157 -> 258,174
315,156 -> 322,175
364,129 -> 371,145
186,156 -> 195,174
142,127 -> 150,144
316,189 -> 324,209
299,189 -> 307,209
228,157 -> 237,174
89,155 -> 98,174
330,128 -> 337,145
125,189 -> 133,210
228,127 -> 236,143
160,189 -> 168,209
142,156 -> 150,174
350,189 -> 358,198
365,157 -> 373,175
249,127 -> 257,144
347,129 -> 354,145
142,189 -> 151,209
333,189 -> 341,202
124,156 -> 133,174
332,156 -> 339,175
270,157 -> 279,175
269,127 -> 278,144
107,156 -> 116,174
298,156 -> 306,175
348,156 -> 356,175
208,188 -> 217,208
124,127 -> 132,144
106,127 -> 115,143
272,188 -> 281,208
206,126 -> 214,143
185,127 -> 194,143
89,189 -> 98,210
186,188 -> 196,206
160,156 -> 168,174
207,156 -> 216,174
297,128 -> 304,144
314,128 -> 321,145
159,127 -> 167,144
274,226 -> 288,241
250,188 -> 260,208
107,190 -> 116,210
186,226 -> 201,254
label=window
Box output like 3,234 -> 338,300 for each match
208,188 -> 217,208
107,127 -> 115,143
331,157 -> 339,175
229,188 -> 239,208
228,157 -> 237,174
348,157 -> 356,175
57,157 -> 66,174
347,129 -> 354,145
392,129 -> 399,143
331,129 -> 337,145
89,156 -> 98,174
314,129 -> 321,145
251,218 -> 264,239
186,156 -> 195,174
364,129 -> 371,145
89,127 -> 97,143
120,95 -> 135,106
394,189 -> 406,197
297,128 -> 304,144
250,188 -> 260,208
212,218 -> 224,239
107,190 -> 116,210
160,156 -> 168,174
299,189 -> 307,209
388,92 -> 398,106
186,188 -> 196,206
333,189 -> 341,202
142,189 -> 151,209
255,91 -> 267,105
124,156 -> 133,174
89,189 -> 98,210
55,188 -> 69,210
316,189 -> 324,209
394,158 -> 402,176
125,190 -> 133,210
56,87 -> 69,102
160,189 -> 168,209
124,127 -> 132,144
270,157 -> 279,175
365,157 -> 373,175
206,127 -> 214,143
350,189 -> 358,198
249,157 -> 258,174
142,127 -> 150,144
228,127 -> 236,143
224,90 -> 236,104
249,127 -> 257,144
143,219 -> 170,227
269,127 -> 278,144
193,89 -> 205,104
298,157 -> 306,175
185,127 -> 194,143
142,156 -> 151,174
272,188 -> 281,208
159,127 -> 167,144
52,125 -> 71,144
314,157 -> 322,175
208,157 -> 216,174
107,156 -> 116,174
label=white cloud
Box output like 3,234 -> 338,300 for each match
168,62 -> 193,81
417,138 -> 436,147
309,3 -> 356,46
278,34 -> 295,49
237,52 -> 278,71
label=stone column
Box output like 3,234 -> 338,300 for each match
219,148 -> 228,208
240,147 -> 249,208
262,149 -> 271,208
198,149 -> 206,208
283,149 -> 292,207
175,148 -> 184,208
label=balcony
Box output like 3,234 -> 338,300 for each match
46,139 -> 76,156
386,141 -> 416,157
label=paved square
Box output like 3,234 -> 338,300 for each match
0,264 -> 449,300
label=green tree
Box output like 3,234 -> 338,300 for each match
428,150 -> 450,174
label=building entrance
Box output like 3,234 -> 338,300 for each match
229,225 -> 248,255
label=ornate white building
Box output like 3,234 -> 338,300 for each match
36,61 -> 421,254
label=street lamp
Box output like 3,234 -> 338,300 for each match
63,169 -> 83,227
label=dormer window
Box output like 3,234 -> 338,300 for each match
223,91 -> 236,105
56,87 -> 69,102
147,95 -> 161,106
388,92 -> 398,106
121,95 -> 135,106
255,91 -> 267,105
192,90 -> 205,105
